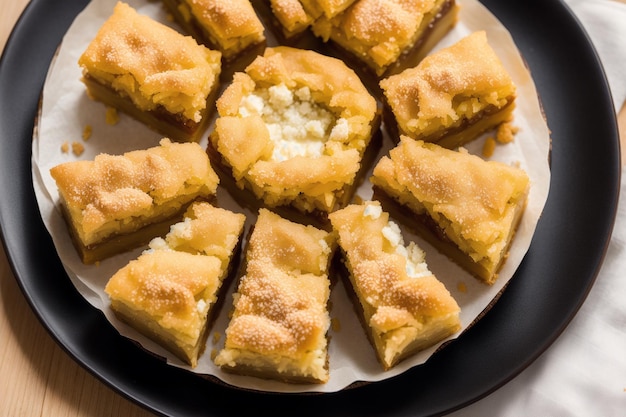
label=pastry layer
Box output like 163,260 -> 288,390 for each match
105,202 -> 246,367
162,0 -> 266,61
50,138 -> 219,264
371,138 -> 530,284
78,2 -> 222,142
380,30 -> 516,148
313,0 -> 459,78
329,201 -> 460,370
214,208 -> 335,383
208,46 -> 380,217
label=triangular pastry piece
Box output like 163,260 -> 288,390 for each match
329,201 -> 461,370
105,202 -> 246,367
214,208 -> 335,383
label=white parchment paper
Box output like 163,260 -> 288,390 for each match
32,0 -> 551,393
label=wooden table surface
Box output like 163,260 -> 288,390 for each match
1,1 -> 625,416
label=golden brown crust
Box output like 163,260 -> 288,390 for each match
50,139 -> 219,263
105,202 -> 246,367
214,209 -> 335,383
370,138 -> 530,284
163,0 -> 266,60
269,0 -> 316,38
209,46 -> 379,216
78,2 -> 222,141
379,30 -> 517,148
314,0 -> 457,76
329,201 -> 460,369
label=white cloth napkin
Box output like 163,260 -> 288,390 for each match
449,1 -> 626,416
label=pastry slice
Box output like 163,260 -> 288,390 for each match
371,137 -> 530,284
379,31 -> 517,149
78,2 -> 222,142
214,208 -> 335,383
264,0 -> 356,40
208,46 -> 380,222
49,138 -> 219,264
265,0 -> 316,40
312,0 -> 459,78
162,0 -> 266,61
105,202 -> 246,367
329,201 -> 460,370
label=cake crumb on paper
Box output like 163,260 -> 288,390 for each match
105,106 -> 119,125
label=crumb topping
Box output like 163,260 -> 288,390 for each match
238,84 -> 343,162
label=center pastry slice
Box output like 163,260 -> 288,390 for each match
214,208 -> 336,384
208,46 -> 381,224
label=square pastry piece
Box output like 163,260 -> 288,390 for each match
78,2 -> 222,142
371,138 -> 530,284
214,208 -> 335,384
208,46 -> 380,221
162,0 -> 265,61
266,0 -> 356,40
380,31 -> 517,149
311,0 -> 459,77
50,139 -> 219,264
329,201 -> 460,370
105,202 -> 246,367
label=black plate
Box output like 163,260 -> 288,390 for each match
0,0 -> 620,415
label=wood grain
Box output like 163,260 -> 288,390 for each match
0,1 -> 624,417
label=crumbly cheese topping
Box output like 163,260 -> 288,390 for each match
238,84 -> 348,162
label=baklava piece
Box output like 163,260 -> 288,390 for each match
214,209 -> 335,383
105,202 -> 246,367
312,0 -> 459,78
78,2 -> 222,142
208,46 -> 380,222
329,201 -> 460,370
50,138 -> 219,264
162,0 -> 265,61
379,31 -> 517,149
265,0 -> 357,41
371,138 -> 530,284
